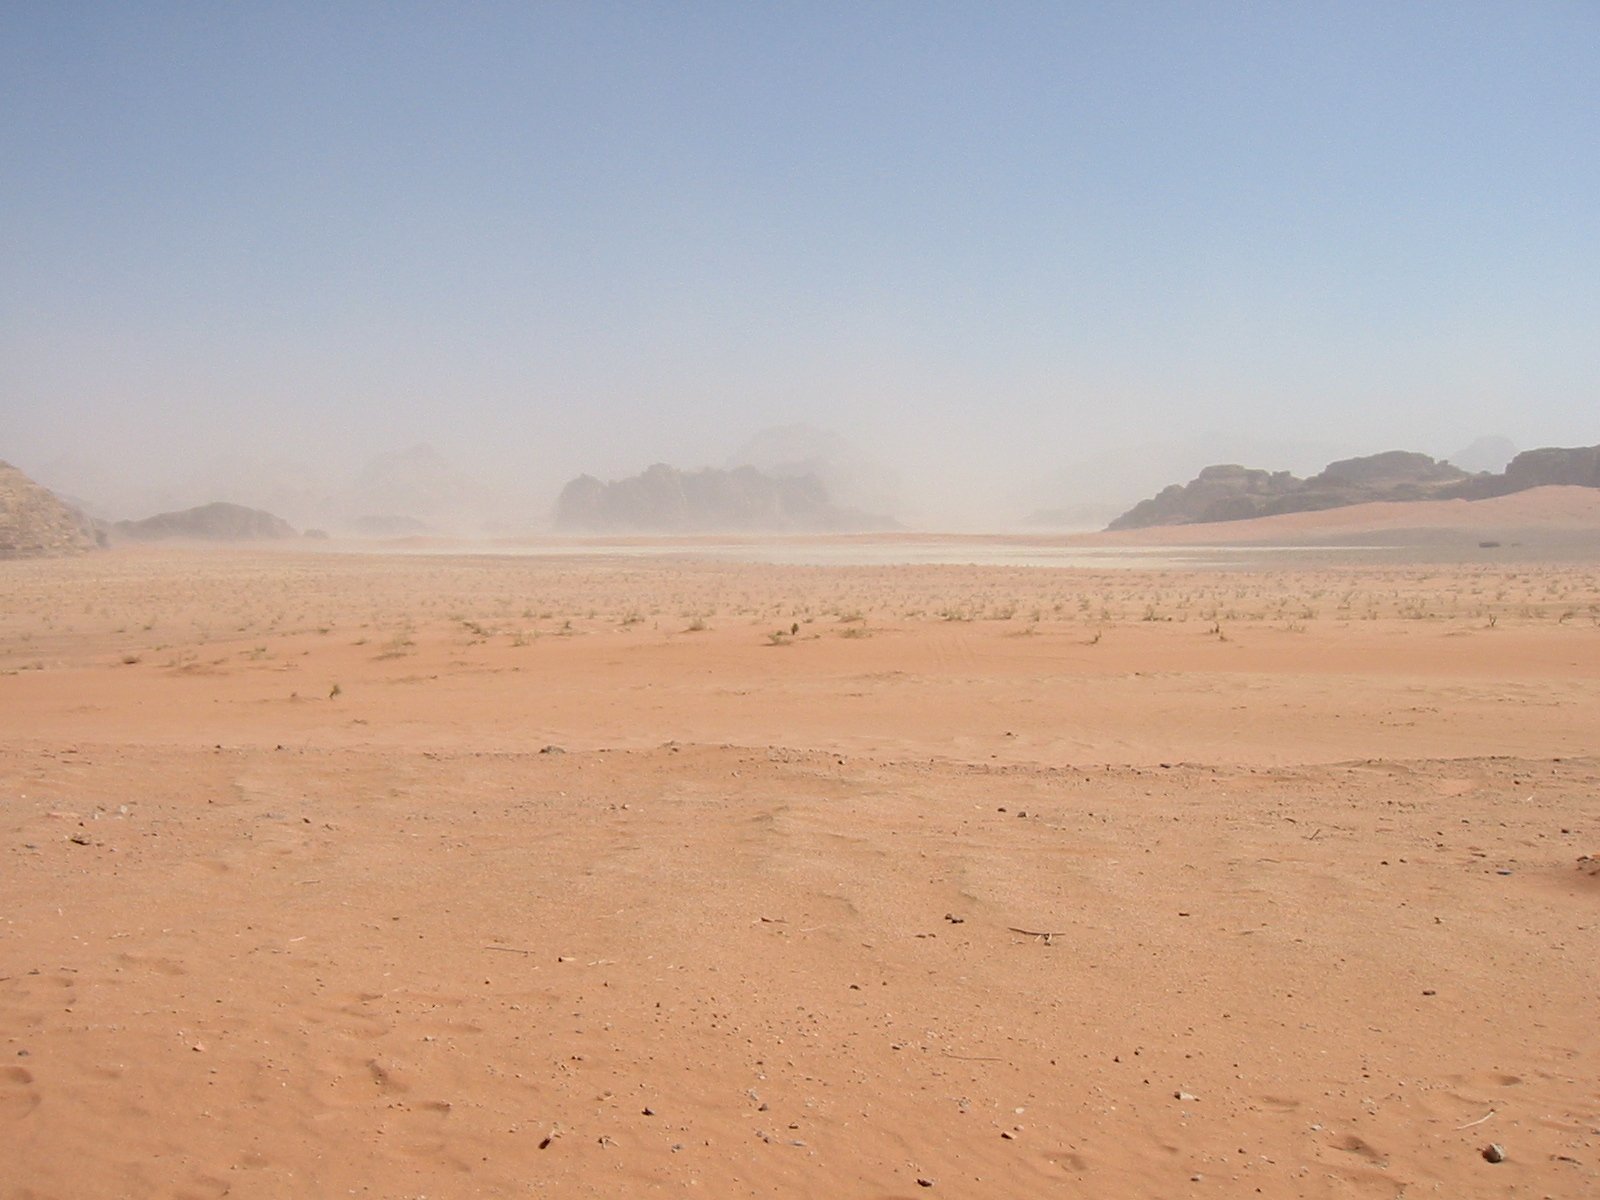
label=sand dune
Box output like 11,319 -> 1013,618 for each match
1081,484 -> 1600,546
3,546 -> 1597,1197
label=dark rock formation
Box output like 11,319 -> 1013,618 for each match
112,501 -> 296,542
1499,445 -> 1600,491
1108,452 -> 1470,530
1106,464 -> 1303,530
553,464 -> 895,533
1108,444 -> 1600,531
0,460 -> 104,558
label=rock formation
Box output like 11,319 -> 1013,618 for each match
1108,452 -> 1469,530
112,501 -> 296,542
1498,445 -> 1600,491
0,460 -> 104,558
553,464 -> 895,533
1107,444 -> 1600,531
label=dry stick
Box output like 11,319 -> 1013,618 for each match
484,945 -> 538,955
1457,1109 -> 1496,1130
1007,927 -> 1061,942
941,1051 -> 1005,1063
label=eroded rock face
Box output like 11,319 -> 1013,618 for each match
1105,465 -> 1301,531
1107,451 -> 1473,530
1500,445 -> 1600,491
112,501 -> 296,542
553,463 -> 894,533
1108,444 -> 1600,530
0,460 -> 103,558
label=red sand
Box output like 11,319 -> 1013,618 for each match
3,545 -> 1597,1198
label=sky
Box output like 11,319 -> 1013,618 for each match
2,2 -> 1597,524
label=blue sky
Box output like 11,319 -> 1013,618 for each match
2,2 -> 1597,521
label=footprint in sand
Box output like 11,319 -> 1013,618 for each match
0,1064 -> 42,1119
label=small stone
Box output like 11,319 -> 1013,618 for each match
1175,1091 -> 1198,1102
916,1179 -> 934,1188
1482,1143 -> 1506,1163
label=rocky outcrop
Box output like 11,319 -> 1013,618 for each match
1108,451 -> 1472,530
1108,444 -> 1600,531
553,464 -> 895,533
1499,445 -> 1600,491
0,460 -> 104,558
112,502 -> 296,542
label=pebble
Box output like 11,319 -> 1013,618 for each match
1483,1143 -> 1506,1163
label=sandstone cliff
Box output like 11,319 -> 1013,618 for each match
0,460 -> 104,558
1107,445 -> 1600,531
1108,452 -> 1469,530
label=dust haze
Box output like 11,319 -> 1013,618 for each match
0,403 -> 1558,536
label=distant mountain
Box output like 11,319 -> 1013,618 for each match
1023,433 -> 1367,524
345,444 -> 496,530
1108,444 -> 1600,530
41,443 -> 508,536
1447,435 -> 1517,475
112,501 -> 296,542
727,424 -> 902,520
553,463 -> 897,533
0,460 -> 104,558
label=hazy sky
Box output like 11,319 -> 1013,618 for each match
2,2 -> 1597,520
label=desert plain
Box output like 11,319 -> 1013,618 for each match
3,521 -> 1599,1199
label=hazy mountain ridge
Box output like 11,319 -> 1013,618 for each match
1109,444 -> 1600,531
34,443 -> 510,536
112,502 -> 297,542
553,463 -> 897,533
727,425 -> 903,522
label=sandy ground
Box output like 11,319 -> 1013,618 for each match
3,543 -> 1598,1199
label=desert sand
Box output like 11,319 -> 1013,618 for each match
3,538 -> 1598,1199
